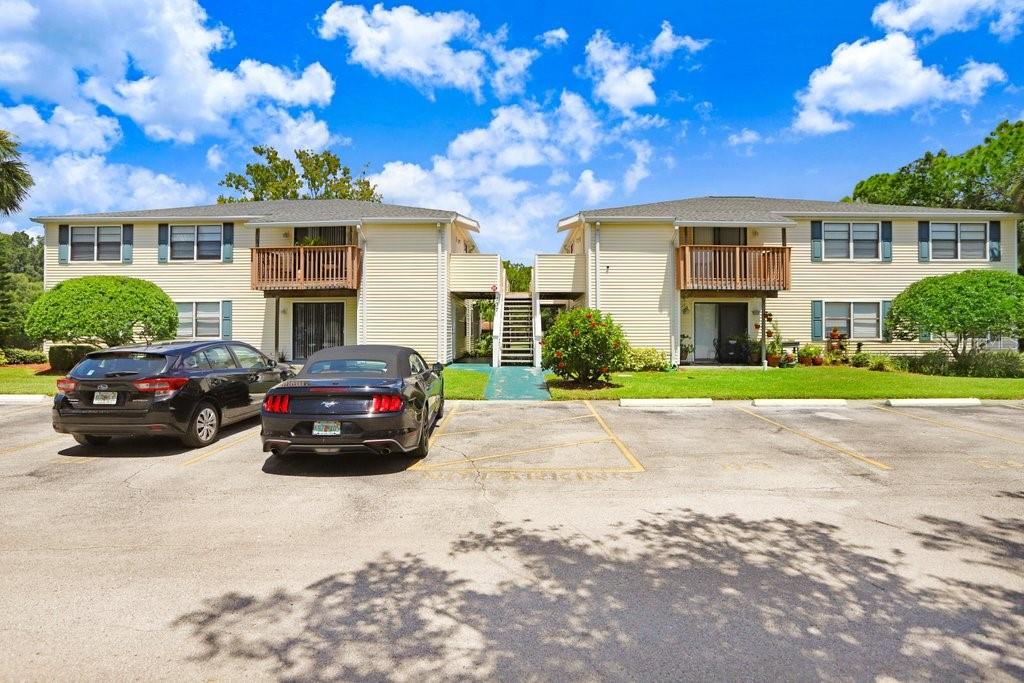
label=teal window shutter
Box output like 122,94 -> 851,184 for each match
811,300 -> 823,340
919,329 -> 931,342
222,222 -> 234,262
221,300 -> 232,340
57,224 -> 69,264
810,221 -> 823,262
882,300 -> 892,341
121,224 -> 133,264
989,221 -> 1001,262
158,224 -> 169,263
918,221 -> 930,262
880,221 -> 892,262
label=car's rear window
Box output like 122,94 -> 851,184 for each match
72,353 -> 168,378
306,359 -> 390,375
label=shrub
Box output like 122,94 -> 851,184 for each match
25,276 -> 177,347
474,333 -> 493,357
2,347 -> 46,364
0,349 -> 6,365
541,307 -> 628,382
620,347 -> 670,372
953,350 -> 1024,378
798,344 -> 822,360
888,355 -> 910,372
850,352 -> 871,368
869,354 -> 895,372
887,270 -> 1024,361
906,350 -> 951,376
49,344 -> 98,373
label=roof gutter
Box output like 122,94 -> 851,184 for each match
31,215 -> 264,224
673,219 -> 796,228
779,211 -> 1021,219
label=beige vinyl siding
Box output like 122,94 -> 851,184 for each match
453,295 -> 467,359
360,222 -> 441,362
535,253 -> 586,294
275,297 -> 357,360
596,223 -> 676,355
43,221 -> 287,355
764,219 -> 1019,353
448,253 -> 501,293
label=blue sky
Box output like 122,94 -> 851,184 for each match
1,0 -> 1022,260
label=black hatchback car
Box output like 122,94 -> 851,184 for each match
261,345 -> 444,458
53,340 -> 293,448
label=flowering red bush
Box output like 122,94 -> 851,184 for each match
541,308 -> 628,382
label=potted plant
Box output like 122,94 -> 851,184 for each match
679,334 -> 693,362
765,321 -> 783,367
829,326 -> 841,340
799,344 -> 822,366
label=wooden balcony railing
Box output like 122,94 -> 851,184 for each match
677,245 -> 791,291
251,245 -> 362,291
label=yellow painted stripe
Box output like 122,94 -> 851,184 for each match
421,466 -> 640,474
441,412 -> 593,436
872,404 -> 1024,445
0,434 -> 68,458
418,436 -> 613,470
736,406 -> 892,471
180,429 -> 260,467
53,456 -> 99,465
584,401 -> 646,472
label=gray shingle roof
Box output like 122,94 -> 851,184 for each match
569,196 -> 1018,224
34,199 -> 465,224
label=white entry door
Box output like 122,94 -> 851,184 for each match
694,303 -> 717,361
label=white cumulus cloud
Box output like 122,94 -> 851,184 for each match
537,27 -> 569,47
793,32 -> 1006,134
727,128 -> 762,146
623,140 -> 652,192
649,20 -> 710,62
0,104 -> 121,153
572,169 -> 614,204
872,0 -> 1024,40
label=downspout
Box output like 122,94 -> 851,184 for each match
436,222 -> 446,364
356,223 -> 367,344
671,225 -> 681,366
760,296 -> 768,372
594,221 -> 601,310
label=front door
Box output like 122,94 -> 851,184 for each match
717,303 -> 748,363
693,303 -> 718,361
292,302 -> 345,361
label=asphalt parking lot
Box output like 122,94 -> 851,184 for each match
1,399 -> 1022,680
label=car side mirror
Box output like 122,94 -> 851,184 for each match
433,362 -> 444,374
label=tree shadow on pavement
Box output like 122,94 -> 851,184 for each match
173,509 -> 1024,680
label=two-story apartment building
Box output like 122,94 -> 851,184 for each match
535,197 -> 1020,365
34,199 -> 504,364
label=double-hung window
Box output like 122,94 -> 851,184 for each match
824,302 -> 881,339
175,302 -> 221,338
170,225 -> 222,261
931,222 -> 987,260
823,222 -> 879,260
70,226 -> 122,262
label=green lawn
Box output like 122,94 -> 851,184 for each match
444,368 -> 489,400
0,365 -> 61,395
547,366 -> 1024,400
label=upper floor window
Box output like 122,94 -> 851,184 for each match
171,225 -> 222,261
931,222 -> 986,260
70,226 -> 122,262
823,222 -> 879,260
824,301 -> 881,339
175,302 -> 221,338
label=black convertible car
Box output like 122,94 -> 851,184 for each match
260,345 -> 444,458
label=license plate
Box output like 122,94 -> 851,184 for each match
313,421 -> 342,436
93,391 -> 118,405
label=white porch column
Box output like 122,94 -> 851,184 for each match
670,225 -> 681,365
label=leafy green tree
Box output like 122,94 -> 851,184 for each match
218,146 -> 381,203
502,261 -> 532,292
0,272 -> 42,348
849,120 -> 1024,270
0,130 -> 33,215
0,230 -> 43,280
886,270 -> 1024,361
25,276 -> 178,347
541,307 -> 628,383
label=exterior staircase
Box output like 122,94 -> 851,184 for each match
500,294 -> 534,366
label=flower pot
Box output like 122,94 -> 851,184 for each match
812,356 -> 824,366
767,354 -> 781,368
799,356 -> 813,366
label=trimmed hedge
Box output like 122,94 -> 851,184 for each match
48,344 -> 98,373
2,348 -> 47,365
619,347 -> 671,372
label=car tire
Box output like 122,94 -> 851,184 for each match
73,434 -> 111,447
410,419 -> 430,459
181,402 -> 220,448
436,398 -> 445,422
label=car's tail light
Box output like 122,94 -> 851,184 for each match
264,393 -> 290,413
133,377 -> 188,400
371,394 -> 403,413
56,377 -> 77,394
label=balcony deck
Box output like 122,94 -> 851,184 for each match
251,245 -> 361,293
677,245 -> 791,294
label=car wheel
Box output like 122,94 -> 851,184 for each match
181,402 -> 220,448
410,419 -> 430,459
73,434 -> 112,447
436,398 -> 445,422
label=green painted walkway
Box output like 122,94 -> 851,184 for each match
452,363 -> 551,400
